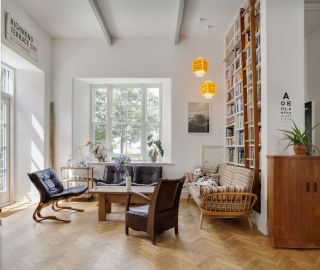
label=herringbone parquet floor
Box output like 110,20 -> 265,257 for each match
1,200 -> 320,270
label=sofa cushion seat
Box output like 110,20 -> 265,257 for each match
189,183 -> 201,207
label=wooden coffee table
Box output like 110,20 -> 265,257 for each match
90,186 -> 155,221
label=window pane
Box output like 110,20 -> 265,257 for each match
112,87 -> 142,118
146,106 -> 159,122
146,123 -> 160,140
147,88 -> 159,107
1,66 -> 14,94
112,121 -> 126,154
95,88 -> 107,121
94,124 -> 106,144
112,88 -> 127,118
126,119 -> 141,155
0,169 -> 4,192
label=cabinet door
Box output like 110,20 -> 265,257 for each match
294,158 -> 313,247
312,160 -> 320,247
277,158 -> 312,246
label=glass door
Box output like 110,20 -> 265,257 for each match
0,95 -> 10,205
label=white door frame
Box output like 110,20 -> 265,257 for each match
1,94 -> 12,206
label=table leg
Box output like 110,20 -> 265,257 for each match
98,194 -> 106,221
105,196 -> 111,213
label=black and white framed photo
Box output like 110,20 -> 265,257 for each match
188,102 -> 210,133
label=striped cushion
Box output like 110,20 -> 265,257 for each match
217,164 -> 227,174
200,185 -> 229,197
232,167 -> 252,189
219,165 -> 235,186
200,185 -> 248,197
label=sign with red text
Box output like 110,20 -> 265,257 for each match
5,12 -> 39,62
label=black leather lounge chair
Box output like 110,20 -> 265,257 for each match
27,168 -> 88,222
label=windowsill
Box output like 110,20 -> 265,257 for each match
88,161 -> 175,165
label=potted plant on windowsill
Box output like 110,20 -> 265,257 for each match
279,121 -> 320,155
147,134 -> 164,162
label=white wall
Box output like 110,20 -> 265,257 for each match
53,37 -> 225,178
1,0 -> 53,202
256,0 -> 305,235
73,80 -> 91,162
306,29 -> 320,149
15,70 -> 45,201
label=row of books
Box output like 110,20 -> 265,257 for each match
227,99 -> 243,116
226,127 -> 234,137
234,83 -> 242,97
235,114 -> 244,129
236,131 -> 244,145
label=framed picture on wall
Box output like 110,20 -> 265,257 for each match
188,102 -> 210,134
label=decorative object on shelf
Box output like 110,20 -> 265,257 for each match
78,139 -> 93,162
66,154 -> 74,167
147,134 -> 164,162
279,121 -> 320,156
79,160 -> 87,167
192,57 -> 208,77
188,102 -> 210,133
115,155 -> 132,189
200,81 -> 216,99
91,143 -> 110,162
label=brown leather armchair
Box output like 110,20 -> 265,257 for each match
125,178 -> 185,245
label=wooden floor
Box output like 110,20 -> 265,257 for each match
1,200 -> 320,270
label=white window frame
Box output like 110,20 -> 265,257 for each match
1,63 -> 15,206
91,84 -> 162,161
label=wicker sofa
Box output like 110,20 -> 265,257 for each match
187,164 -> 257,229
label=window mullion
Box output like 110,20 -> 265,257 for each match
108,87 -> 112,156
141,85 -> 147,160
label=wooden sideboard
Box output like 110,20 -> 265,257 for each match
267,155 -> 320,248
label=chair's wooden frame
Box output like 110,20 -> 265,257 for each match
32,199 -> 84,223
199,192 -> 257,229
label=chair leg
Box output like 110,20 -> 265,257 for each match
125,226 -> 129,235
200,212 -> 204,229
151,233 -> 156,245
33,202 -> 71,223
174,223 -> 179,235
54,201 -> 84,212
187,193 -> 191,203
247,216 -> 253,229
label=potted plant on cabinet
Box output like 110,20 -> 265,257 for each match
279,121 -> 320,155
147,134 -> 164,162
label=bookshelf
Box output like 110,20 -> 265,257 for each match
225,0 -> 261,211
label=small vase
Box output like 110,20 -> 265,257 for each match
293,145 -> 306,155
126,176 -> 132,191
150,153 -> 158,163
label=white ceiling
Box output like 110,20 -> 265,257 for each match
17,0 -> 104,38
97,0 -> 180,38
181,0 -> 242,37
15,0 -> 243,40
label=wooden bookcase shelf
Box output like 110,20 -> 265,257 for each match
225,0 -> 261,211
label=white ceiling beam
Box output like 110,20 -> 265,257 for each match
174,0 -> 185,45
88,0 -> 112,45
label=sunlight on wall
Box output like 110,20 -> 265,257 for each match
31,141 -> 44,171
32,114 -> 44,142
